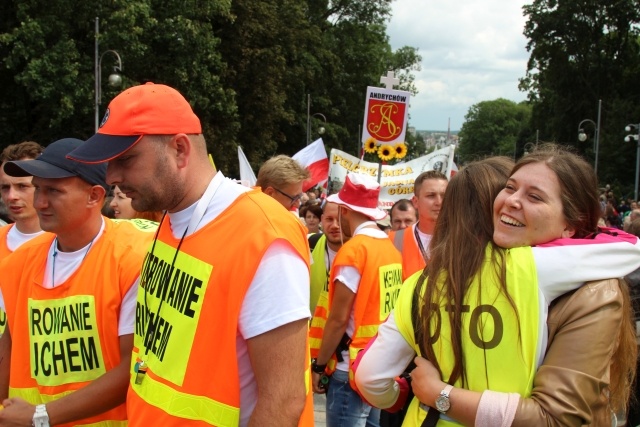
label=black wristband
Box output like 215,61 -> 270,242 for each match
311,358 -> 327,374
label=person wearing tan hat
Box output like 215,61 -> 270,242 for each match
0,138 -> 154,427
310,173 -> 402,426
67,83 -> 314,427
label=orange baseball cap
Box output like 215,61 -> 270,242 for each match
68,82 -> 202,163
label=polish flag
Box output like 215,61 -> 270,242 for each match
237,146 -> 257,187
293,138 -> 329,191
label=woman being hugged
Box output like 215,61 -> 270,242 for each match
354,146 -> 640,426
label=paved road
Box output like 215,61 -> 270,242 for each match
314,393 -> 326,427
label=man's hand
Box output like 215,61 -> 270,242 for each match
0,397 -> 36,427
312,372 -> 326,394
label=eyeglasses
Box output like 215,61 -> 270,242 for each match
273,187 -> 304,207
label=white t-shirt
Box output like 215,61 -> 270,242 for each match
414,223 -> 432,256
0,218 -> 138,336
6,225 -> 44,251
166,172 -> 310,427
333,221 -> 389,371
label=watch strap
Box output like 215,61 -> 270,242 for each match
440,384 -> 453,398
32,404 -> 50,427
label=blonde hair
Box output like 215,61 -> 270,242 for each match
256,155 -> 310,190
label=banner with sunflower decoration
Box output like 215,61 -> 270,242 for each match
329,145 -> 456,209
363,137 -> 408,165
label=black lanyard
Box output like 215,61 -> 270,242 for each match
140,212 -> 189,357
414,222 -> 427,258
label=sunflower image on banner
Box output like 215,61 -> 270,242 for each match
361,86 -> 411,147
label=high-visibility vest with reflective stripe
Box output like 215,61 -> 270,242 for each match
309,233 -> 327,314
1,218 -> 153,427
394,244 -> 539,426
389,224 -> 426,281
326,233 -> 402,389
309,234 -> 330,357
126,190 -> 314,427
0,224 -> 13,336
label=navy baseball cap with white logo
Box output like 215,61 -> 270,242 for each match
4,138 -> 109,190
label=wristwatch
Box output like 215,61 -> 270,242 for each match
311,358 -> 327,374
434,384 -> 453,414
32,404 -> 50,427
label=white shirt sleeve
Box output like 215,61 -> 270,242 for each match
239,240 -> 311,339
354,312 -> 416,409
118,277 -> 139,336
533,236 -> 640,304
334,265 -> 361,293
0,289 -> 4,312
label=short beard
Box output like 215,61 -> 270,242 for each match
130,147 -> 185,212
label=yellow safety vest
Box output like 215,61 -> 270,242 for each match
394,244 -> 539,426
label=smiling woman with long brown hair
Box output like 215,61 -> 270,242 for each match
354,146 -> 640,426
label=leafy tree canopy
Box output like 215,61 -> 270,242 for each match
0,0 -> 421,179
457,98 -> 532,163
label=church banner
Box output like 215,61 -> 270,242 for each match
328,145 -> 456,209
361,87 -> 411,146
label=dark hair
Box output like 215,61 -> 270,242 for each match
418,157 -> 514,387
511,144 -> 599,238
390,199 -> 416,221
303,204 -> 322,221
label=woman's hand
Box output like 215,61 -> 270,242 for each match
410,356 -> 447,407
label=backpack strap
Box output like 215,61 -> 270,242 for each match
308,232 -> 324,251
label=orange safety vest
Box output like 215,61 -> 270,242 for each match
0,218 -> 153,427
127,189 -> 314,427
325,233 -> 402,389
389,224 -> 426,281
0,224 -> 13,259
0,224 -> 13,335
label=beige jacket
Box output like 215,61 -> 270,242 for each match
511,279 -> 622,426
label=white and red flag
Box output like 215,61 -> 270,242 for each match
293,138 -> 329,191
237,146 -> 257,187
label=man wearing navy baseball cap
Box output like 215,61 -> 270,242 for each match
0,138 -> 154,426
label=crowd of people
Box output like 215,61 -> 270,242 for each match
0,82 -> 637,427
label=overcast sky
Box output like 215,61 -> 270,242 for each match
387,0 -> 531,131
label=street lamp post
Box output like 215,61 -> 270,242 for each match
306,94 -> 327,145
523,142 -> 537,155
624,123 -> 640,201
577,99 -> 602,175
94,17 -> 123,132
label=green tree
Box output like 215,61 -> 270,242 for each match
0,0 -> 236,154
457,99 -> 532,163
0,0 -> 421,181
520,0 -> 640,193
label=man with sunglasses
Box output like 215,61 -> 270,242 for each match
256,155 -> 309,211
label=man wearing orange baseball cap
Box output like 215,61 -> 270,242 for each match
310,173 -> 402,426
68,83 -> 314,427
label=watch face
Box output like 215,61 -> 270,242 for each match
435,395 -> 450,413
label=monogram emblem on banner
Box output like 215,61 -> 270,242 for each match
361,86 -> 411,146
